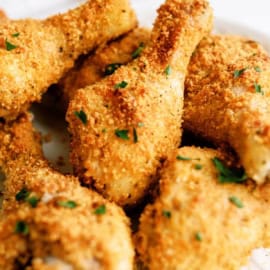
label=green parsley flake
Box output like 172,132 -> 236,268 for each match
195,164 -> 203,170
114,81 -> 128,89
74,110 -> 87,125
176,155 -> 200,161
14,221 -> 29,235
58,200 -> 77,209
102,128 -> 107,133
165,65 -> 172,76
229,196 -> 244,208
15,188 -> 39,208
94,205 -> 106,215
132,42 -> 145,59
15,188 -> 30,201
138,122 -> 144,127
133,128 -> 138,143
195,232 -> 203,241
104,63 -> 122,76
176,155 -> 192,161
115,129 -> 129,140
162,210 -> 171,218
233,68 -> 246,78
26,196 -> 39,208
12,32 -> 20,37
212,157 -> 247,184
5,39 -> 17,51
254,66 -> 262,72
254,83 -> 264,95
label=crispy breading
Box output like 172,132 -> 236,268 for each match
135,147 -> 270,269
66,0 -> 213,206
55,28 -> 151,110
0,114 -> 134,270
184,35 -> 270,184
0,9 -> 7,23
0,0 -> 137,119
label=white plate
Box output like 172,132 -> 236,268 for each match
1,1 -> 270,269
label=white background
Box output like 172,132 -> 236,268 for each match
211,0 -> 270,36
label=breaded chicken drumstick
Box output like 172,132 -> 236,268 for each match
0,114 -> 134,270
0,0 -> 137,119
66,0 -> 213,206
135,147 -> 270,269
184,35 -> 270,184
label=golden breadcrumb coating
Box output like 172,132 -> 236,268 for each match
0,0 -> 137,119
184,35 -> 270,184
0,114 -> 134,270
66,0 -> 213,206
135,147 -> 270,269
0,9 -> 7,23
56,28 -> 151,110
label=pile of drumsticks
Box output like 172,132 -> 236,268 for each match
0,0 -> 270,269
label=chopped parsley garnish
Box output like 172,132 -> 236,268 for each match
133,128 -> 138,143
57,200 -> 77,209
233,68 -> 246,78
176,155 -> 192,161
229,196 -> 244,208
94,205 -> 106,215
212,157 -> 247,184
165,65 -> 172,76
15,188 -> 39,208
26,196 -> 39,208
104,63 -> 122,76
254,83 -> 264,95
14,221 -> 29,235
138,122 -> 144,127
74,110 -> 87,125
195,164 -> 203,170
114,81 -> 128,89
15,188 -> 30,201
195,232 -> 203,241
176,155 -> 199,161
5,39 -> 17,51
254,66 -> 262,72
132,42 -> 145,59
102,128 -> 107,133
162,210 -> 171,218
115,129 -> 129,140
12,32 -> 20,37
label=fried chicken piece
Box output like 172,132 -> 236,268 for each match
66,0 -> 213,206
0,114 -> 134,270
184,35 -> 270,184
135,147 -> 270,269
0,0 -> 137,119
54,28 -> 151,111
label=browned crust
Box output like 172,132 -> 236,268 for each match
56,28 -> 151,110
